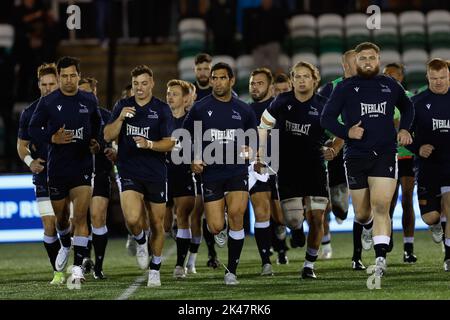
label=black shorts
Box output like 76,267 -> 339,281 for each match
344,153 -> 397,190
33,172 -> 49,198
119,177 -> 167,203
92,172 -> 111,198
202,174 -> 248,203
278,165 -> 328,201
168,172 -> 196,199
250,175 -> 280,200
327,151 -> 347,187
398,157 -> 415,178
417,164 -> 450,215
48,174 -> 92,201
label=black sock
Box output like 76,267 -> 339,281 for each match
404,242 -> 413,254
176,237 -> 191,267
150,261 -> 161,271
305,251 -> 318,263
254,225 -> 272,265
352,221 -> 363,261
442,221 -> 447,243
445,242 -> 450,260
202,219 -> 216,257
74,245 -> 88,266
59,233 -> 71,248
363,219 -> 373,230
135,232 -> 146,245
227,236 -> 244,275
189,242 -> 200,254
92,232 -> 108,272
374,243 -> 389,259
87,238 -> 92,258
44,240 -> 61,271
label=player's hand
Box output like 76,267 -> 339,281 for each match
253,159 -> 266,174
133,136 -> 152,149
30,158 -> 45,174
104,147 -> 117,163
89,139 -> 100,154
119,107 -> 136,121
397,129 -> 412,146
191,160 -> 205,174
348,120 -> 364,140
51,126 -> 73,144
419,144 -> 434,158
239,145 -> 253,160
322,146 -> 337,161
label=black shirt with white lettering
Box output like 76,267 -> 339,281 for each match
95,107 -> 113,174
109,96 -> 174,183
408,89 -> 450,172
266,91 -> 328,176
167,113 -> 191,177
28,89 -> 102,178
321,75 -> 414,159
183,94 -> 257,182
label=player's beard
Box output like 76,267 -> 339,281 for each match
357,65 -> 380,78
251,88 -> 269,102
197,77 -> 209,87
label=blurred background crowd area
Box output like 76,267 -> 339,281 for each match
0,0 -> 449,174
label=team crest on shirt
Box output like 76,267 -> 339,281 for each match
79,103 -> 89,113
207,110 -> 213,117
308,106 -> 319,116
287,105 -> 292,111
57,105 -> 62,111
231,109 -> 241,120
147,110 -> 159,119
380,83 -> 391,93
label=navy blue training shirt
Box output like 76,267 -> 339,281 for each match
266,91 -> 328,173
95,107 -> 113,174
167,113 -> 191,177
320,75 -> 414,159
28,89 -> 102,178
183,94 -> 257,183
408,89 -> 450,172
194,82 -> 212,101
109,96 -> 174,183
18,99 -> 48,184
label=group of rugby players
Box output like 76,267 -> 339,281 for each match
17,40 -> 450,287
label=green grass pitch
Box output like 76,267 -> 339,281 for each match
0,230 -> 448,300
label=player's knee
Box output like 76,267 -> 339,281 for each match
370,200 -> 390,214
421,211 -> 440,226
281,197 -> 305,229
332,205 -> 348,220
305,196 -> 329,212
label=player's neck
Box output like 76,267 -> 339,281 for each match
196,81 -> 210,90
295,90 -> 314,102
135,95 -> 152,106
171,106 -> 186,118
213,93 -> 232,102
60,88 -> 78,96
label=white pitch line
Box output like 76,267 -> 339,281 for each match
116,243 -> 177,300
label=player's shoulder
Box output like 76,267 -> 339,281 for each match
271,90 -> 292,105
40,89 -> 61,105
99,106 -> 111,117
411,88 -> 431,104
151,96 -> 171,113
314,92 -> 329,106
78,90 -> 98,105
23,98 -> 41,115
115,96 -> 134,109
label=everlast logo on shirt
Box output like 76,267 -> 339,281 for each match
285,120 -> 311,136
360,101 -> 387,117
432,118 -> 450,131
65,127 -> 84,141
126,124 -> 150,138
210,129 -> 236,143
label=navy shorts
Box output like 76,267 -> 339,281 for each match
344,153 -> 397,190
168,171 -> 196,199
398,157 -> 415,178
202,174 -> 248,203
48,174 -> 92,201
119,177 -> 167,203
93,172 -> 111,198
33,172 -> 49,198
278,164 -> 328,201
327,151 -> 347,187
250,175 -> 280,200
417,164 -> 450,216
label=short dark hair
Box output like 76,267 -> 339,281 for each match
56,56 -> 81,74
355,42 -> 380,54
427,58 -> 449,71
274,72 -> 290,84
384,63 -> 404,74
79,77 -> 98,91
250,68 -> 273,84
131,65 -> 153,78
195,53 -> 212,65
37,62 -> 57,79
211,62 -> 234,79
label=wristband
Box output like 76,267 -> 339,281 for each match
24,155 -> 34,167
147,140 -> 153,149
